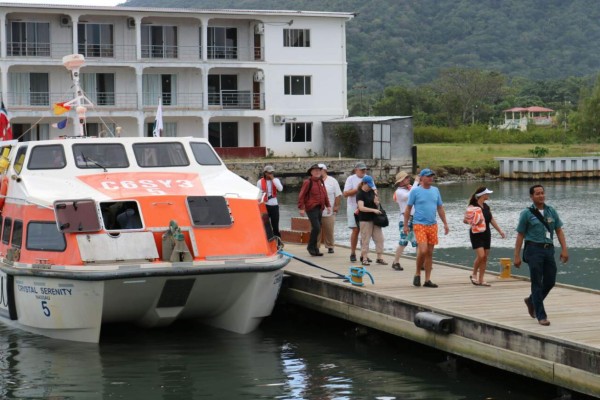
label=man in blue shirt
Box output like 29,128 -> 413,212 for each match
514,184 -> 568,326
403,168 -> 449,288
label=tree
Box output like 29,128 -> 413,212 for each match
433,68 -> 506,126
572,74 -> 600,141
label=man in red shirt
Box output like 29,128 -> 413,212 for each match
298,164 -> 331,256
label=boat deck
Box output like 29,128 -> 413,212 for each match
280,243 -> 600,397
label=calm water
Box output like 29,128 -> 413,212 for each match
0,181 -> 597,399
279,180 -> 600,290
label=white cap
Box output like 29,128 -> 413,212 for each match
475,188 -> 493,198
317,163 -> 327,170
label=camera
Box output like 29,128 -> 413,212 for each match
268,195 -> 274,200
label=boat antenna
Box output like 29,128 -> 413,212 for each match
62,54 -> 94,137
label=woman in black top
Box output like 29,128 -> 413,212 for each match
356,175 -> 387,266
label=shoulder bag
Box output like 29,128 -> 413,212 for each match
373,205 -> 389,227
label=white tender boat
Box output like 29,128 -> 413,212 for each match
0,55 -> 287,343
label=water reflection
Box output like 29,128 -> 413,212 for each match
0,312 -> 558,400
278,180 -> 600,289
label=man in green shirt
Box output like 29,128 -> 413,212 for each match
513,184 -> 568,326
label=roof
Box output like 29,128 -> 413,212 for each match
0,3 -> 356,19
503,106 -> 554,113
324,116 -> 412,123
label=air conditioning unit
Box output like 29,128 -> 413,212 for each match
254,23 -> 264,34
127,18 -> 135,29
59,15 -> 71,27
253,71 -> 265,82
272,115 -> 285,125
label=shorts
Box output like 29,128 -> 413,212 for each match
470,230 -> 491,250
347,206 -> 360,229
398,217 -> 417,247
413,223 -> 438,245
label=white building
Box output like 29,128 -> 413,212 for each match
0,4 -> 354,157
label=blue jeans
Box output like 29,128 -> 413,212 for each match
524,244 -> 557,321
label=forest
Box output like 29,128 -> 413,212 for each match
120,0 -> 600,138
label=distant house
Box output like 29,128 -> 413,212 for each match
498,106 -> 555,131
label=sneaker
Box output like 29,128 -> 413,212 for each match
413,275 -> 421,287
423,280 -> 438,288
350,254 -> 357,262
328,248 -> 335,254
391,262 -> 403,271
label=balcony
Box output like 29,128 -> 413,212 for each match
142,93 -> 203,109
208,90 -> 264,110
208,45 -> 264,62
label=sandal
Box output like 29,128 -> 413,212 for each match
361,260 -> 370,266
360,256 -> 373,263
469,275 -> 478,286
391,262 -> 403,271
479,282 -> 491,287
376,259 -> 388,265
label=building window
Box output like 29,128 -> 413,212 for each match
8,21 -> 50,57
283,29 -> 310,47
143,74 -> 177,106
77,23 -> 114,57
284,76 -> 311,95
285,122 -> 312,142
82,73 -> 115,105
208,27 -> 238,59
141,25 -> 177,58
209,122 -> 238,147
8,72 -> 49,106
208,75 -> 237,106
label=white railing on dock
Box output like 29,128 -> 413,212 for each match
496,157 -> 600,179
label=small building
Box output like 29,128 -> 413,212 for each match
322,116 -> 413,163
499,106 -> 555,131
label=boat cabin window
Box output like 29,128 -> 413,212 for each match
11,220 -> 23,249
190,142 -> 221,166
0,145 -> 13,173
54,199 -> 101,233
73,143 -> 129,169
2,217 -> 11,244
99,201 -> 143,230
187,196 -> 233,227
13,146 -> 27,175
28,144 -> 67,170
133,142 -> 189,167
26,221 -> 67,251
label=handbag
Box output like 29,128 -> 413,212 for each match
373,205 -> 389,227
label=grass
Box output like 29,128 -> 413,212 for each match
416,143 -> 600,174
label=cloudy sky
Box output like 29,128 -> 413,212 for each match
2,0 -> 124,5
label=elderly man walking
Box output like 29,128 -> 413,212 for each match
403,168 -> 449,288
318,163 -> 342,253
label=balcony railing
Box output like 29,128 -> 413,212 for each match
6,91 -> 203,109
208,90 -> 264,110
6,42 -> 264,62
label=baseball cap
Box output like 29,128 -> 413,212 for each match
362,175 -> 376,188
355,162 -> 367,170
263,165 -> 275,173
419,168 -> 435,177
318,163 -> 327,170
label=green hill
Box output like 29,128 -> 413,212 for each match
121,0 -> 600,92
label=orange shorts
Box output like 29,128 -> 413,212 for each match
413,224 -> 438,245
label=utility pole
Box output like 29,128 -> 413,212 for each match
355,84 -> 367,115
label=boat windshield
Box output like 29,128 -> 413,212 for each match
73,143 -> 129,169
132,142 -> 189,167
190,142 -> 221,166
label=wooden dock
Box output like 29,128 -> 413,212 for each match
280,243 -> 600,398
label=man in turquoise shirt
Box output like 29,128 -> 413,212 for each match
514,184 -> 568,326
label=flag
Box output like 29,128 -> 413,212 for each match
152,97 -> 163,137
52,119 -> 68,129
0,101 -> 13,141
53,102 -> 71,115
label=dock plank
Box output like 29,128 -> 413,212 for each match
280,243 -> 600,397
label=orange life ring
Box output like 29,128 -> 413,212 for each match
0,175 -> 8,210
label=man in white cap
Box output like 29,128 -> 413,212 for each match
318,163 -> 342,253
257,165 -> 283,237
343,162 -> 373,262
